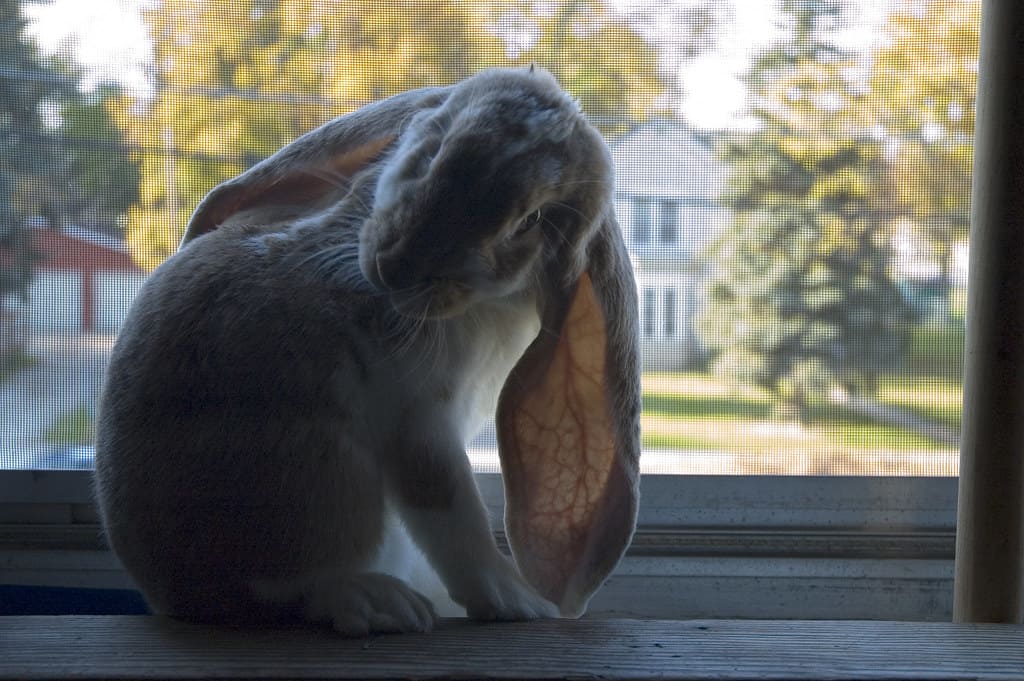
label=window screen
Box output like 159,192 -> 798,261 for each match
1,0 -> 974,475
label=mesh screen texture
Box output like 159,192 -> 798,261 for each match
2,0 -> 975,474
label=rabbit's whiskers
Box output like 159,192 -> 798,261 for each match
298,242 -> 378,295
422,314 -> 448,387
381,285 -> 435,356
427,114 -> 447,141
541,215 -> 573,251
530,267 -> 563,342
301,164 -> 380,220
397,108 -> 422,137
547,200 -> 588,222
344,186 -> 374,216
380,314 -> 419,363
301,165 -> 354,191
550,178 -> 607,190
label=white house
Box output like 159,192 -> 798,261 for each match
610,119 -> 730,370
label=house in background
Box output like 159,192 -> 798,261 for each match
17,121 -> 731,351
610,119 -> 730,371
27,224 -> 146,334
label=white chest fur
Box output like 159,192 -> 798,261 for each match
445,294 -> 541,443
336,291 -> 540,448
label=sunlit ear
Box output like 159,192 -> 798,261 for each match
178,84 -> 452,248
180,136 -> 394,247
496,216 -> 641,617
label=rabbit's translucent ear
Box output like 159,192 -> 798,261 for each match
179,85 -> 451,248
180,137 -> 394,246
496,214 -> 641,617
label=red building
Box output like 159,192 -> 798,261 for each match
26,225 -> 145,334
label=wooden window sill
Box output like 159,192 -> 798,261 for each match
2,616 -> 1022,680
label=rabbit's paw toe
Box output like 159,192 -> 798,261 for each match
461,563 -> 559,621
310,573 -> 438,636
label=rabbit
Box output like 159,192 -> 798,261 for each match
94,66 -> 641,636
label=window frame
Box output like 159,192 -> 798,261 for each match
0,469 -> 960,620
1,0 -> 992,623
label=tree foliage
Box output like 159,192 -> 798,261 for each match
50,80 -> 140,233
868,0 -> 979,283
124,0 -> 670,271
123,1 -> 503,270
488,0 -> 668,133
699,0 -> 910,413
0,0 -> 69,361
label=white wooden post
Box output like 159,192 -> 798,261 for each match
953,0 -> 1024,624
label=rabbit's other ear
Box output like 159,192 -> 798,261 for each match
180,86 -> 451,247
497,211 -> 641,618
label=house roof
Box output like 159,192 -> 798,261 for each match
610,119 -> 727,200
38,224 -> 131,255
29,224 -> 142,273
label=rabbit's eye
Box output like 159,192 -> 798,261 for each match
512,210 -> 543,238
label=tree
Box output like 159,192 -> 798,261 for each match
481,0 -> 715,134
698,0 -> 910,415
124,0 -> 670,270
51,81 -> 140,234
490,0 -> 669,134
868,0 -> 979,293
622,1 -> 728,105
0,0 -> 72,365
122,0 -> 508,270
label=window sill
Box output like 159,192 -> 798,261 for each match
0,471 -> 962,620
2,615 -> 1022,680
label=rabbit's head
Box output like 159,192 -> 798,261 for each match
359,68 -> 608,320
181,67 -> 640,618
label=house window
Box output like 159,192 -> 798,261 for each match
638,287 -> 681,340
642,287 -> 657,338
658,199 -> 679,245
632,197 -> 653,247
663,287 -> 677,338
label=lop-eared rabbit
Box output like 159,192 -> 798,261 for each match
95,67 -> 641,635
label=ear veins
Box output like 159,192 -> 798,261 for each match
504,272 -> 616,602
181,136 -> 395,246
261,136 -> 396,212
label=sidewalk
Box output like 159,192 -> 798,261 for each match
0,334 -> 114,467
834,392 -> 961,448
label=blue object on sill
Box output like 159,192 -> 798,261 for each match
0,585 -> 150,615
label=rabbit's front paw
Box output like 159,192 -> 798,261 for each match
307,572 -> 438,636
457,558 -> 559,621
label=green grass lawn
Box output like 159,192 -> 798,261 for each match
875,321 -> 964,431
45,405 -> 96,446
640,370 -> 961,468
638,321 -> 964,465
0,348 -> 36,383
905,323 -> 964,380
876,377 -> 962,431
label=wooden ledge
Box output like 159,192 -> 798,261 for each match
2,616 -> 1022,680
